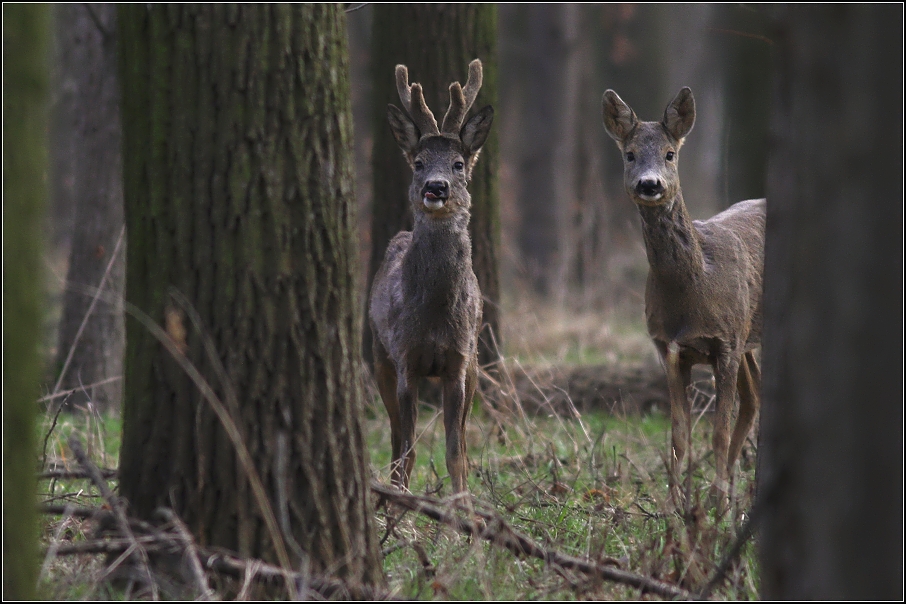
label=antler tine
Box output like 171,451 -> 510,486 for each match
395,64 -> 412,110
441,59 -> 483,134
395,64 -> 439,136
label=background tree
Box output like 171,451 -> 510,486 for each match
713,4 -> 772,208
366,4 -> 501,368
118,4 -> 382,585
50,3 -> 125,413
758,4 -> 902,599
3,3 -> 49,599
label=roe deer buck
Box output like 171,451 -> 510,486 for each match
369,60 -> 493,494
601,87 -> 765,508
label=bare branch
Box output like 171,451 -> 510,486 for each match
370,481 -> 691,600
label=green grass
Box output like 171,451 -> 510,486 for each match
36,384 -> 758,600
366,393 -> 759,600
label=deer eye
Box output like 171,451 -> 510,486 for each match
414,160 -> 424,171
666,151 -> 675,162
626,152 -> 635,162
453,161 -> 465,171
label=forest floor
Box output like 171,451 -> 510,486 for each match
34,299 -> 759,600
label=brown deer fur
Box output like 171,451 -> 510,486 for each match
602,87 -> 765,507
370,60 -> 493,493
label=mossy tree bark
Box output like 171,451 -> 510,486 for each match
758,5 -> 902,599
118,4 -> 383,585
2,3 -> 49,599
367,4 -> 501,368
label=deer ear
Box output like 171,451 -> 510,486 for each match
387,104 -> 420,157
460,105 -> 494,155
602,90 -> 637,144
663,87 -> 695,141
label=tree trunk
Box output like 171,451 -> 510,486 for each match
713,4 -> 772,208
758,5 -> 902,599
51,3 -> 125,413
367,4 -> 501,367
118,4 -> 383,585
2,4 -> 49,599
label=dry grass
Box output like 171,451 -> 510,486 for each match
35,296 -> 759,600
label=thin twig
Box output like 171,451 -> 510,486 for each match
697,474 -> 780,599
37,377 -> 122,404
51,225 -> 125,400
68,437 -> 159,600
156,508 -> 215,600
371,481 -> 691,600
45,533 -> 397,600
344,2 -> 369,12
39,468 -> 117,480
41,396 -> 69,467
60,281 -> 296,587
38,504 -> 76,585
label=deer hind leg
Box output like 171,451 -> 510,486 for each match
727,351 -> 761,474
664,343 -> 693,506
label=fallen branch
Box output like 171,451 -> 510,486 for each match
42,530 -> 397,600
68,437 -> 159,600
370,481 -> 691,600
39,468 -> 117,480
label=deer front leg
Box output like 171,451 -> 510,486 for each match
710,351 -> 741,509
396,372 -> 420,490
442,363 -> 474,494
375,359 -> 403,486
727,351 -> 760,473
664,342 -> 693,507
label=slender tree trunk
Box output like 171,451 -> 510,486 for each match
118,4 -> 382,585
2,4 -> 49,599
714,4 -> 772,208
51,3 -> 124,413
758,5 -> 903,599
367,4 -> 501,367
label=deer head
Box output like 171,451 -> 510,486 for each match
386,59 -> 494,217
602,87 -> 695,209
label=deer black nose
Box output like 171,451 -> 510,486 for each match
636,178 -> 663,197
424,181 -> 449,199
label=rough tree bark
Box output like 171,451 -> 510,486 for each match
367,4 -> 501,368
51,3 -> 125,413
758,5 -> 903,599
3,3 -> 49,599
118,4 -> 383,585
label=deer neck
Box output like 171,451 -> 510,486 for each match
403,211 -> 474,304
638,192 -> 705,282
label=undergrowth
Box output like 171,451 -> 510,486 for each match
35,305 -> 759,599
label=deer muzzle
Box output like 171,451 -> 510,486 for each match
422,180 -> 449,210
635,176 -> 665,202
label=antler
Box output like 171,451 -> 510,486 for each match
441,59 -> 483,134
395,64 -> 440,137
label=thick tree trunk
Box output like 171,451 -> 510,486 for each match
367,4 -> 501,367
2,4 -> 49,599
51,3 -> 125,413
118,4 -> 382,585
758,5 -> 902,599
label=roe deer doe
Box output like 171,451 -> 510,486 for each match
601,87 -> 765,508
369,60 -> 493,494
